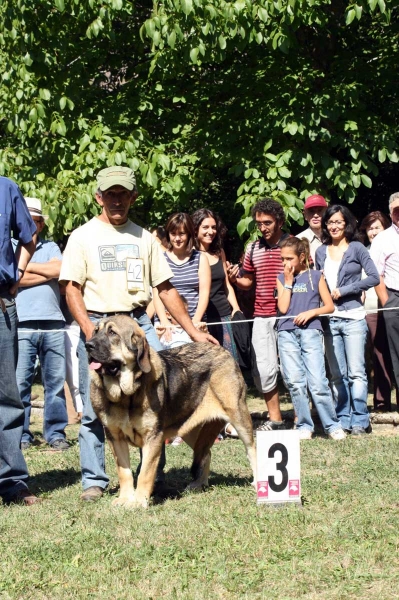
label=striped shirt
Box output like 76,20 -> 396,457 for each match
370,224 -> 399,291
164,249 -> 201,318
242,235 -> 288,317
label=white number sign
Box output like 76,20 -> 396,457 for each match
126,257 -> 144,292
256,430 -> 301,505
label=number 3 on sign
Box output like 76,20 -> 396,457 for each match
256,430 -> 301,505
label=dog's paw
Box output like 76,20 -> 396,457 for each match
111,495 -> 148,509
185,481 -> 208,493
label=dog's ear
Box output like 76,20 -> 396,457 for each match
135,335 -> 152,373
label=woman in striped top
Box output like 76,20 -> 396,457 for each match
153,213 -> 211,335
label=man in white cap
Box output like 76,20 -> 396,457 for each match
297,194 -> 328,263
15,198 -> 70,452
60,166 -> 217,502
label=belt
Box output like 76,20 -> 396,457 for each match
87,307 -> 146,319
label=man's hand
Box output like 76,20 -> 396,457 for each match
83,321 -> 96,341
190,330 -> 219,345
226,261 -> 240,283
331,288 -> 341,300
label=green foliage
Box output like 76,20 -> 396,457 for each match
0,0 -> 397,239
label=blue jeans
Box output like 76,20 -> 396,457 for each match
16,320 -> 68,444
323,317 -> 369,430
278,328 -> 341,434
79,311 -> 166,491
0,299 -> 30,501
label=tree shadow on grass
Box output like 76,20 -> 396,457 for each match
151,466 -> 251,505
29,468 -> 81,495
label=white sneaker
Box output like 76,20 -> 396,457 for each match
328,428 -> 347,440
298,429 -> 313,440
171,436 -> 184,446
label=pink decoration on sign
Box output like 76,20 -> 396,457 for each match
289,480 -> 300,497
257,481 -> 268,498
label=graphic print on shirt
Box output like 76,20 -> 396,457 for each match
98,244 -> 139,271
293,282 -> 308,293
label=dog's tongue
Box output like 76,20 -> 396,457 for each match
89,361 -> 102,370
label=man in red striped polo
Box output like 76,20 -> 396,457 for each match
228,199 -> 289,430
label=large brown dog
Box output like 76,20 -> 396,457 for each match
86,315 -> 256,508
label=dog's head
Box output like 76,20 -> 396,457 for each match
85,315 -> 152,401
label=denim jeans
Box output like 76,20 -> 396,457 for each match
16,320 -> 68,444
0,299 -> 30,500
79,311 -> 166,491
323,317 -> 369,430
278,328 -> 341,434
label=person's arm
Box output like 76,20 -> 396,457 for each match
192,252 -> 211,323
25,258 -> 61,278
19,257 -> 62,287
227,263 -> 254,290
152,286 -> 172,341
146,299 -> 155,320
19,273 -> 50,287
277,264 -> 294,314
374,275 -> 389,306
293,275 -> 334,326
157,280 -> 218,344
65,281 -> 95,340
221,250 -> 240,314
335,244 -> 380,298
9,238 -> 37,295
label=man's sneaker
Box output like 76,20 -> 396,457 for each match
298,429 -> 313,440
49,439 -> 71,451
328,428 -> 347,440
257,420 -> 286,432
351,423 -> 372,436
21,441 -> 30,451
171,436 -> 184,446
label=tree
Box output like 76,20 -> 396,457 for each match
0,0 -> 397,241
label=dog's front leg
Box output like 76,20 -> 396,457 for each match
134,435 -> 164,508
107,436 -> 135,507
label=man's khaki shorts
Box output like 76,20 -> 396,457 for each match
251,316 -> 278,394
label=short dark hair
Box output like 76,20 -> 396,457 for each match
165,213 -> 195,252
191,208 -> 227,255
321,205 -> 361,244
251,198 -> 285,224
359,211 -> 391,235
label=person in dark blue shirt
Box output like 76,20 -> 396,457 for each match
0,176 -> 40,505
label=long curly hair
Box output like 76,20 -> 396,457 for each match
192,208 -> 227,255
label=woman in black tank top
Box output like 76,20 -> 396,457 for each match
192,209 -> 240,360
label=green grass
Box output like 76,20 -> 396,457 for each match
2,389 -> 399,600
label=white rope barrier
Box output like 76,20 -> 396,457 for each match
16,305 -> 399,333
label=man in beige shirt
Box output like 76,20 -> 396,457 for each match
60,166 -> 216,502
297,194 -> 328,263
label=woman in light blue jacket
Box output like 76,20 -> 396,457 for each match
315,205 -> 379,436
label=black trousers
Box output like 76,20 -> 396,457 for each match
383,289 -> 399,394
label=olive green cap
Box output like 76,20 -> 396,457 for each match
97,166 -> 136,191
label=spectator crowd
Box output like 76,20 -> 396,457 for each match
1,167 -> 399,506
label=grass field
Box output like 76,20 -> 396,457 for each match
2,386 -> 399,600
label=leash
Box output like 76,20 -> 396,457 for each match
17,305 -> 399,333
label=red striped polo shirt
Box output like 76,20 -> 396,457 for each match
242,234 -> 289,317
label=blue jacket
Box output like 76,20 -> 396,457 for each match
0,177 -> 36,289
315,242 -> 379,311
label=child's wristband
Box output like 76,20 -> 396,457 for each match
284,284 -> 293,290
